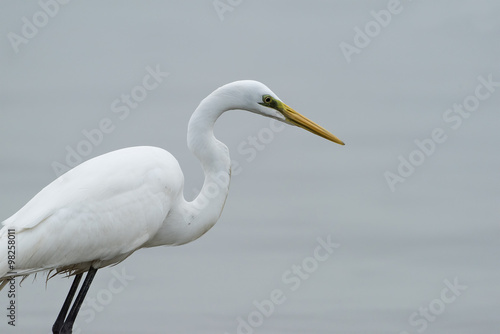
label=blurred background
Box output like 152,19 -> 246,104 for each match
1,1 -> 499,333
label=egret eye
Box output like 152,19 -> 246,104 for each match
263,95 -> 273,104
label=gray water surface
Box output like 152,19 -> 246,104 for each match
1,1 -> 499,333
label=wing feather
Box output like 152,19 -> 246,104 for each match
0,146 -> 184,280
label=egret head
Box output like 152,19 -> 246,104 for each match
231,80 -> 345,145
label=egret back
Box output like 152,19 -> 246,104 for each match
0,146 -> 184,282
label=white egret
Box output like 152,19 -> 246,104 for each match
0,80 -> 344,333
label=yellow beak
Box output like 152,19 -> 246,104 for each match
281,103 -> 345,145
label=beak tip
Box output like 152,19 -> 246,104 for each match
330,137 -> 345,146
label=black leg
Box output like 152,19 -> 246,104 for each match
53,273 -> 83,334
58,267 -> 98,334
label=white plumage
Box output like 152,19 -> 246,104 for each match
0,80 -> 343,333
1,147 -> 180,278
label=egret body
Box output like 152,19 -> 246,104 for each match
0,80 -> 344,333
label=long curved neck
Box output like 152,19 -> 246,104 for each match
182,91 -> 234,241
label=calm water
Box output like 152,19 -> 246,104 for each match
1,1 -> 499,333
